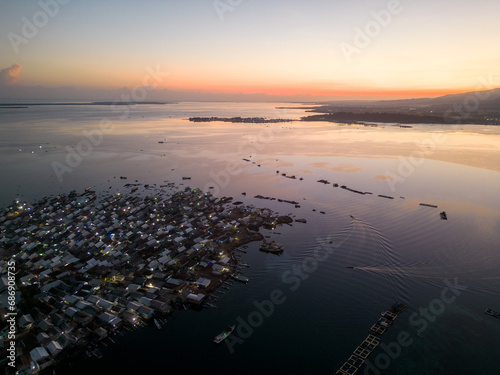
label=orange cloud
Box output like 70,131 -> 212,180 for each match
0,63 -> 23,85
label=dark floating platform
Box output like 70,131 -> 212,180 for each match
342,186 -> 367,195
254,195 -> 299,206
378,194 -> 394,199
420,203 -> 438,208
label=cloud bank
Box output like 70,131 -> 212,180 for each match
0,63 -> 23,85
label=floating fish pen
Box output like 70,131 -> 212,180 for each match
335,303 -> 408,375
420,203 -> 438,208
341,186 -> 367,195
378,194 -> 394,199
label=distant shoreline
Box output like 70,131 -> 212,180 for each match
300,112 -> 451,124
0,102 -> 171,107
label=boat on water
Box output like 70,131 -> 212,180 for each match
259,240 -> 284,254
231,274 -> 249,283
440,211 -> 448,220
91,348 -> 103,359
485,308 -> 500,319
214,325 -> 235,344
154,318 -> 162,329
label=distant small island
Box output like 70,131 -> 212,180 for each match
189,116 -> 292,123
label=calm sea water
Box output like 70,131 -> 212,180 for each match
1,103 -> 500,374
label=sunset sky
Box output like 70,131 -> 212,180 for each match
1,0 -> 499,101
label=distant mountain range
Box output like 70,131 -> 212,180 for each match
374,87 -> 500,110
306,88 -> 500,125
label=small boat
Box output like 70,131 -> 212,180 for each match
259,240 -> 284,254
214,325 -> 235,344
440,211 -> 448,220
154,318 -> 162,329
231,274 -> 249,283
91,348 -> 103,359
485,308 -> 500,319
346,266 -> 354,269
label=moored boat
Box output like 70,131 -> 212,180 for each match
485,308 -> 500,319
231,274 -> 249,283
214,325 -> 235,344
259,240 -> 284,254
91,348 -> 103,359
154,318 -> 162,329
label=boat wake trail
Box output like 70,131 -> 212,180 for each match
319,217 -> 357,250
341,216 -> 410,302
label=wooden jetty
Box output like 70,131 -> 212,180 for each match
335,303 -> 408,375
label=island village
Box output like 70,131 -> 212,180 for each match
0,184 -> 293,374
